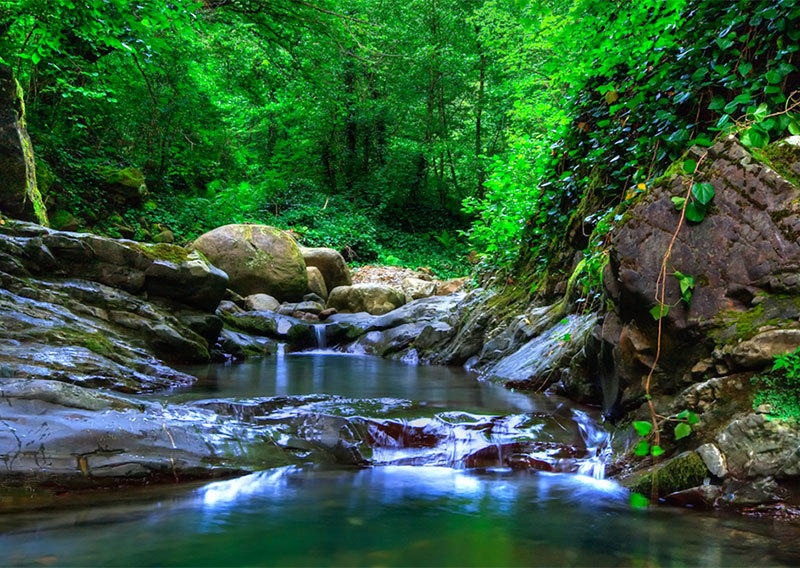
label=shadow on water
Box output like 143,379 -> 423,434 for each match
2,466 -> 800,567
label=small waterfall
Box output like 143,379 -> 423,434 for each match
573,409 -> 611,480
313,325 -> 326,350
276,343 -> 286,360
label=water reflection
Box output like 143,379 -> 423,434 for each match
2,467 -> 799,567
168,353 -> 542,415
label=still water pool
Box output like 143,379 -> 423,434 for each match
2,353 -> 800,566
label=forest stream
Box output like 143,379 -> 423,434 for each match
3,350 -> 800,567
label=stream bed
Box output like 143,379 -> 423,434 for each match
3,352 -> 800,566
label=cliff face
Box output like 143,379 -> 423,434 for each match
0,64 -> 47,225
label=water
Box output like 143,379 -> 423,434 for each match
164,353 -> 543,415
314,324 -> 326,349
4,353 -> 800,566
2,466 -> 800,566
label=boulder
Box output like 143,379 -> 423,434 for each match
436,276 -> 469,295
192,224 -> 308,301
327,283 -> 406,315
301,247 -> 351,290
244,293 -> 280,312
143,249 -> 228,312
0,64 -> 47,225
401,277 -> 436,302
306,266 -> 328,299
604,137 -> 800,404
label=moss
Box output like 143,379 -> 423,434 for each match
140,243 -> 193,264
97,166 -> 146,188
712,294 -> 800,346
755,140 -> 800,188
47,327 -> 116,358
626,451 -> 708,497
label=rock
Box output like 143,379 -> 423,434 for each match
278,303 -> 298,316
484,313 -> 597,391
216,300 -> 244,315
49,210 -> 80,231
295,300 -> 324,315
327,283 -> 406,315
664,485 -> 722,509
216,328 -> 273,359
402,277 -> 436,302
153,228 -> 175,244
318,307 -> 337,320
193,224 -> 308,301
304,292 -> 326,304
621,451 -> 709,498
604,137 -> 800,408
719,477 -> 787,507
696,443 -> 728,478
436,276 -> 469,295
244,293 -> 280,312
301,247 -> 351,290
98,166 -> 147,204
143,249 -> 228,312
716,413 -> 800,479
0,64 -> 47,225
306,266 -> 328,299
725,328 -> 800,370
222,310 -> 314,346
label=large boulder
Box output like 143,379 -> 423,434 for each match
327,283 -> 405,315
0,64 -> 47,225
603,137 -> 800,405
193,224 -> 308,301
301,247 -> 351,290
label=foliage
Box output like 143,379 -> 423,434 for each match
752,346 -> 800,422
631,408 -> 699,458
465,0 -> 800,277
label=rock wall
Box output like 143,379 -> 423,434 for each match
0,65 -> 47,225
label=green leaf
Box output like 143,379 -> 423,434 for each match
688,412 -> 700,425
692,183 -> 715,205
633,421 -> 653,436
671,196 -> 686,210
683,159 -> 697,174
634,440 -> 651,456
766,70 -> 783,84
789,118 -> 800,136
630,492 -> 650,508
674,422 -> 692,440
651,445 -> 665,457
31,52 -> 41,65
741,126 -> 768,148
685,202 -> 707,223
739,62 -> 752,76
650,303 -> 669,320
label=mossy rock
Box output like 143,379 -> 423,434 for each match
98,166 -> 145,188
623,451 -> 709,498
49,209 -> 80,231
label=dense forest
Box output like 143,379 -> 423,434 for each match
2,0 -> 798,282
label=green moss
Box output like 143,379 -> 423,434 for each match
626,451 -> 708,497
712,294 -> 800,346
47,327 -> 116,358
140,243 -> 193,264
755,140 -> 800,188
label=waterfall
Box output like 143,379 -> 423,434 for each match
573,409 -> 611,480
276,343 -> 286,360
314,324 -> 326,350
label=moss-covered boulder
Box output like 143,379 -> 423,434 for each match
621,451 -> 709,498
192,224 -> 308,301
98,165 -> 147,204
0,64 -> 47,226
